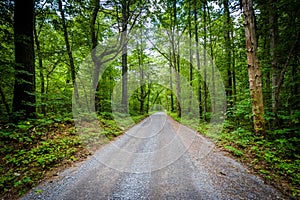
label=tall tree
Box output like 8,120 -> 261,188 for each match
172,0 -> 181,118
121,0 -> 129,113
193,0 -> 202,118
269,0 -> 279,114
136,28 -> 149,114
242,0 -> 266,134
12,0 -> 36,120
34,11 -> 46,115
203,0 -> 208,120
207,5 -> 216,113
169,52 -> 175,112
188,0 -> 193,113
58,0 -> 79,105
224,0 -> 233,107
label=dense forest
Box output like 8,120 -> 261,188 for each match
0,0 -> 299,198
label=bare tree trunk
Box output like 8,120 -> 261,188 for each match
193,0 -> 202,118
242,0 -> 266,135
12,0 -> 36,121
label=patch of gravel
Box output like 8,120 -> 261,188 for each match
21,112 -> 287,200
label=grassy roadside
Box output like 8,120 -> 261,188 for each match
168,112 -> 299,199
0,113 -> 148,199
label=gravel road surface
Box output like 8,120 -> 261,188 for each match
21,112 -> 286,200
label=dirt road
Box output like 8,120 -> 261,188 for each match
21,112 -> 285,199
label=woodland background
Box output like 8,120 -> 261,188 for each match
0,0 -> 299,198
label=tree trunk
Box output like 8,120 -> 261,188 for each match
0,86 -> 10,115
207,4 -> 216,113
12,0 -> 36,121
203,0 -> 208,120
58,0 -> 79,106
230,23 -> 236,103
137,35 -> 145,114
169,56 -> 174,112
170,0 -> 181,118
193,0 -> 202,118
269,0 -> 279,114
188,0 -> 193,113
121,0 -> 129,114
242,0 -> 266,135
165,88 -> 169,111
146,83 -> 151,113
33,16 -> 46,115
224,0 -> 232,107
90,0 -> 100,113
175,46 -> 181,118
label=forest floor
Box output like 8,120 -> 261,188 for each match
20,113 -> 286,199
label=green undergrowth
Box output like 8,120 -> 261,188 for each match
168,112 -> 300,199
216,122 -> 300,199
0,113 -> 148,199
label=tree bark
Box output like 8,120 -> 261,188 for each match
58,0 -> 79,106
269,0 -> 279,114
242,0 -> 266,135
12,0 -> 36,120
0,86 -> 10,115
170,0 -> 181,118
224,0 -> 232,107
120,0 -> 129,114
188,0 -> 193,113
193,0 -> 202,118
203,0 -> 208,120
90,0 -> 100,113
146,82 -> 151,113
231,28 -> 237,103
207,3 -> 216,112
33,16 -> 46,115
137,34 -> 146,114
175,44 -> 181,118
169,54 -> 174,112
